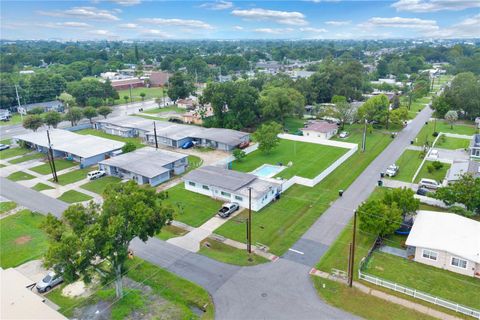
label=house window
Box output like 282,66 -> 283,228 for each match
188,181 -> 195,187
422,249 -> 438,261
235,195 -> 243,201
202,185 -> 209,190
451,257 -> 467,269
221,191 -> 231,197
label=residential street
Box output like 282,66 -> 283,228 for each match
0,106 -> 433,320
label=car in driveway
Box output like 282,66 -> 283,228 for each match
218,202 -> 240,218
429,149 -> 439,159
385,164 -> 399,177
418,178 -> 440,190
416,187 -> 429,196
181,141 -> 194,149
339,131 -> 349,138
36,271 -> 63,293
0,144 -> 10,151
87,170 -> 106,180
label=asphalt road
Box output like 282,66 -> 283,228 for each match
0,106 -> 433,320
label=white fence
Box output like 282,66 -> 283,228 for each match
358,270 -> 480,319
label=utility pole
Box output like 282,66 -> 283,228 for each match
14,84 -> 23,120
153,122 -> 158,149
247,187 -> 252,254
129,85 -> 133,104
348,210 -> 357,287
47,130 -> 58,182
431,76 -> 435,92
361,118 -> 367,152
386,105 -> 390,130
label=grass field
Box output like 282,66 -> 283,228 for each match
7,171 -> 36,181
143,106 -> 186,114
57,190 -> 93,203
0,210 -> 47,268
284,117 -> 305,134
81,176 -> 121,195
390,149 -> 423,182
8,152 -> 45,164
115,87 -> 165,104
31,183 -> 54,191
312,277 -> 437,320
164,184 -> 223,227
365,251 -> 480,309
414,120 -> 476,147
156,225 -> 188,240
232,139 -> 349,179
0,201 -> 17,214
0,146 -> 31,160
30,159 -> 77,175
414,161 -> 450,184
53,168 -> 94,185
198,239 -> 269,266
216,129 -> 392,255
434,136 -> 470,150
76,128 -> 145,149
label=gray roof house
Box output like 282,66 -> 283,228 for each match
18,100 -> 64,115
446,160 -> 480,183
183,166 -> 282,211
470,134 -> 480,160
99,147 -> 188,186
95,116 -> 156,138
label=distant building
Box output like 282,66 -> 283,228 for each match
111,78 -> 144,91
182,105 -> 214,125
18,100 -> 64,115
19,70 -> 35,75
148,71 -> 171,87
470,134 -> 480,160
301,120 -> 338,140
176,98 -> 196,109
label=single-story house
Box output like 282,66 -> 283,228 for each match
99,147 -> 188,187
446,160 -> 480,183
183,166 -> 282,211
13,129 -> 124,168
94,116 -> 155,138
182,106 -> 214,125
1,268 -> 67,320
301,120 -> 339,140
406,211 -> 480,278
176,98 -> 196,109
111,78 -> 144,91
18,100 -> 64,115
148,71 -> 171,87
470,134 -> 480,160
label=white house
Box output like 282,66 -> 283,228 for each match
182,166 -> 282,211
470,134 -> 480,160
406,211 -> 480,278
301,120 -> 339,140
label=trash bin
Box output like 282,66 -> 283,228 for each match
410,140 -> 414,145
378,180 -> 383,186
380,172 -> 385,178
338,190 -> 344,197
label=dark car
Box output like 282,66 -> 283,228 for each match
181,141 -> 194,149
0,144 -> 10,151
416,187 -> 429,196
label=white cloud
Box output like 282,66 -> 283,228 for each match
40,22 -> 92,28
89,29 -> 117,38
231,8 -> 307,26
361,17 -> 439,30
118,23 -> 139,29
325,20 -> 351,26
305,0 -> 341,3
200,1 -> 233,10
38,7 -> 120,21
253,28 -> 294,34
139,18 -> 213,29
233,25 -> 244,30
425,14 -> 480,38
392,0 -> 480,12
300,27 -> 327,33
109,0 -> 141,6
139,29 -> 172,38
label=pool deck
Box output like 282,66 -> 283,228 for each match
250,164 -> 287,178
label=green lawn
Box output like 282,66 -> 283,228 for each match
434,136 -> 470,150
418,203 -> 449,212
284,117 -> 305,134
31,183 -> 54,191
390,150 -> 423,182
164,184 -> 223,227
216,129 -> 392,255
414,120 -> 476,147
0,113 -> 22,126
366,251 -> 480,309
143,106 -> 186,114
312,277 -> 437,320
53,168 -> 94,185
8,152 -> 45,164
414,161 -> 450,184
156,225 -> 188,240
0,209 -> 48,268
198,239 -> 269,266
115,87 -> 165,104
76,128 -> 145,149
232,139 -> 349,179
80,176 -> 122,195
7,171 -> 36,181
0,147 -> 31,160
0,201 -> 17,214
57,190 -> 93,203
30,159 -> 77,175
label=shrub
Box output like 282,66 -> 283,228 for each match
427,164 -> 434,174
432,161 -> 443,170
122,142 -> 137,154
432,132 -> 439,137
233,149 -> 246,162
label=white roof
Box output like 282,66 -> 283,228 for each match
14,129 -> 124,159
1,268 -> 67,320
406,211 -> 480,263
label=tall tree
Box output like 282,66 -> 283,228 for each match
83,107 -> 98,124
260,87 -> 305,125
382,187 -> 419,216
22,115 -> 44,132
43,111 -> 62,128
98,106 -> 112,119
357,94 -> 389,125
357,199 -> 403,237
167,72 -> 194,102
253,122 -> 282,153
42,181 -> 173,298
64,107 -> 83,126
444,110 -> 458,129
435,174 -> 480,216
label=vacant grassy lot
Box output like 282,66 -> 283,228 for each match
30,159 -> 77,175
163,184 -> 223,228
366,251 -> 480,309
76,128 -> 145,149
198,239 -> 269,266
0,209 -> 47,268
115,87 -> 164,104
232,139 -> 348,179
0,146 -> 31,160
57,190 -> 93,203
312,277 -> 437,320
414,161 -> 450,183
53,168 -> 93,185
31,183 -> 54,191
0,201 -> 17,214
143,106 -> 186,114
414,120 -> 476,147
8,152 -> 45,164
81,176 -> 121,195
7,171 -> 36,181
156,225 -> 188,241
434,136 -> 470,150
284,117 -> 305,134
217,130 -> 392,255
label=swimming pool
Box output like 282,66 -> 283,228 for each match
251,164 -> 285,178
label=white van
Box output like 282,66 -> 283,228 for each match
87,170 -> 105,180
418,178 -> 440,190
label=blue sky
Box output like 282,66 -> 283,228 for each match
2,0 -> 479,40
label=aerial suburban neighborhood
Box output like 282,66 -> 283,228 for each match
0,1 -> 479,320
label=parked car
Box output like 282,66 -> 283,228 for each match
0,144 -> 10,151
238,141 -> 250,149
87,170 -> 106,180
416,187 -> 429,196
418,178 -> 440,190
181,141 -> 194,149
429,149 -> 439,159
36,271 -> 63,293
385,164 -> 399,177
217,202 -> 240,218
339,131 -> 349,138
